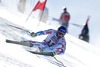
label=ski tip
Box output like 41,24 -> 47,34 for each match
6,39 -> 10,42
6,39 -> 13,43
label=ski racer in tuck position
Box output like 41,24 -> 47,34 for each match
29,26 -> 67,56
7,26 -> 67,56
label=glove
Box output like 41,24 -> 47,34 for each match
30,32 -> 37,37
50,52 -> 57,57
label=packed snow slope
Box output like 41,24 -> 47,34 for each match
0,5 -> 100,67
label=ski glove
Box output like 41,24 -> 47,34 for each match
30,31 -> 45,37
30,32 -> 37,37
50,52 -> 57,57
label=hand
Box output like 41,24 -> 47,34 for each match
30,32 -> 37,37
50,52 -> 56,57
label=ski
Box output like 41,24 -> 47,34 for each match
6,39 -> 33,47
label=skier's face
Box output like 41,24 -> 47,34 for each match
57,31 -> 65,39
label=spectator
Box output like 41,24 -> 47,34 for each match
79,22 -> 89,42
59,7 -> 70,32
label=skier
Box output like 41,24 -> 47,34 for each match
79,22 -> 89,42
23,26 -> 67,56
59,7 -> 70,32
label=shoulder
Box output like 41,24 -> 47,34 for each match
63,37 -> 66,43
45,29 -> 56,32
65,12 -> 70,15
44,29 -> 56,34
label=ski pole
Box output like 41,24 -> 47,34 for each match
53,56 -> 66,67
7,24 -> 31,33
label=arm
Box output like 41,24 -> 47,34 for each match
30,29 -> 53,37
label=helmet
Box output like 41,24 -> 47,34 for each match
57,26 -> 67,34
64,8 -> 67,10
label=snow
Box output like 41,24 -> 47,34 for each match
0,3 -> 100,67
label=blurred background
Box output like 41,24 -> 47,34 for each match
0,0 -> 100,48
